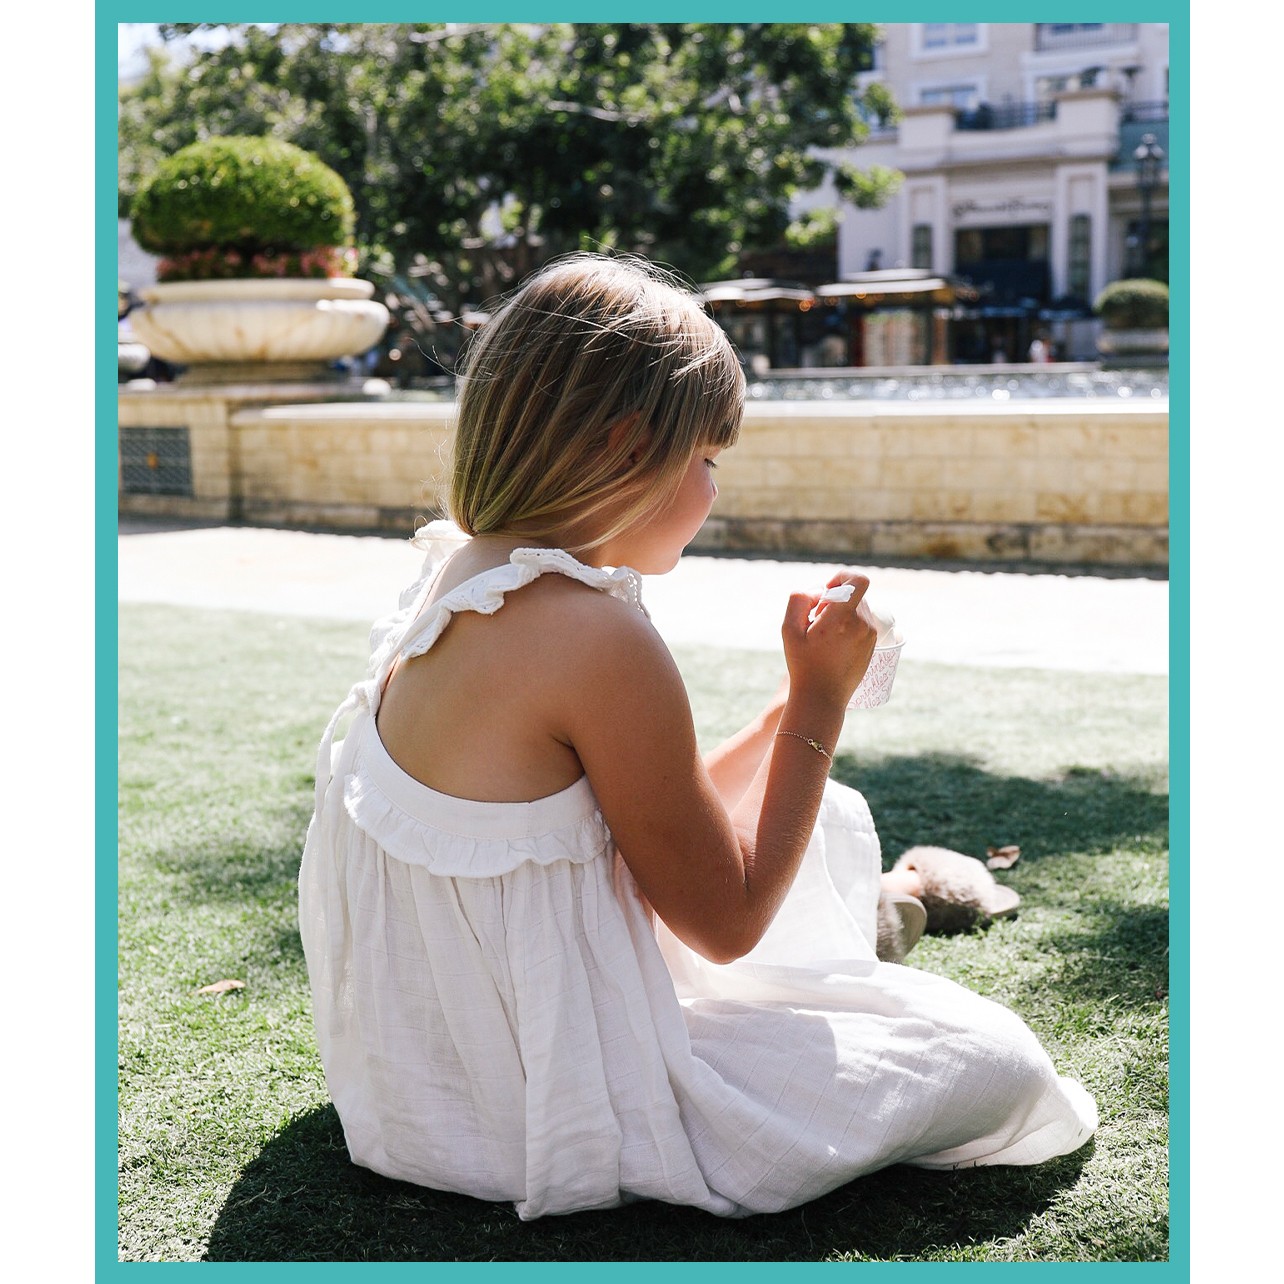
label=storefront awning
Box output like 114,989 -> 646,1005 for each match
701,285 -> 814,304
699,277 -> 816,305
817,278 -> 952,298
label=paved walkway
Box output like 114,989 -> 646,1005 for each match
117,522 -> 1169,675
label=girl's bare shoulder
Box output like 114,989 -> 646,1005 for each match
492,570 -> 671,677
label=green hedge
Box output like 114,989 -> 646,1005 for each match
1093,278 -> 1169,330
130,136 -> 355,257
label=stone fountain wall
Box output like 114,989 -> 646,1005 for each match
118,386 -> 1168,568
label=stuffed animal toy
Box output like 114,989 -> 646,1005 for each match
891,845 -> 1022,936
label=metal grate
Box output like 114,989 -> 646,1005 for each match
120,426 -> 193,496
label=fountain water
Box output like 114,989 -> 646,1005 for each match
373,364 -> 1168,406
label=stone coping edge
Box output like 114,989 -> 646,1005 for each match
228,397 -> 1168,426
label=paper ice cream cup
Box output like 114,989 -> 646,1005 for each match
811,584 -> 904,709
847,635 -> 903,709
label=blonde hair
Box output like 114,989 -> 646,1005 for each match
448,253 -> 745,555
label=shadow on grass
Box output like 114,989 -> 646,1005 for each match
1039,899 -> 1170,1010
203,1105 -> 1093,1263
832,751 -> 1168,865
144,798 -> 316,905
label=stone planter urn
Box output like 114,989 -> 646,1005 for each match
128,277 -> 390,384
1096,327 -> 1169,357
1095,326 -> 1169,369
118,339 -> 151,377
1092,279 -> 1169,368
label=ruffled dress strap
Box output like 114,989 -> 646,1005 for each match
367,518 -> 472,678
394,546 -> 647,666
309,519 -> 467,822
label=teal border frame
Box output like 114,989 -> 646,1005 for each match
101,4 -> 1189,1275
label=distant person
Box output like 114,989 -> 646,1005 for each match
819,331 -> 848,366
298,252 -> 1097,1220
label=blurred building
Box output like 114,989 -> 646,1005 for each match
119,219 -> 161,292
797,21 -> 1170,364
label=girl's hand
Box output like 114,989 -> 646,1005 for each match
781,570 -> 878,710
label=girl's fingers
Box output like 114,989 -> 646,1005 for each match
807,597 -> 829,626
796,572 -> 874,630
810,573 -> 870,624
819,572 -> 870,608
784,591 -> 818,640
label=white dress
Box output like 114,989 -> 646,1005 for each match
298,529 -> 1097,1221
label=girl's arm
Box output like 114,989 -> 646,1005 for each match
702,676 -> 788,811
554,572 -> 876,964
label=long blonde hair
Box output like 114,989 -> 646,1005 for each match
448,253 -> 745,554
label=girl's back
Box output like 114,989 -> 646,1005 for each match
376,536 -> 628,804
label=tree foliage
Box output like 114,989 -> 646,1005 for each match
119,23 -> 898,308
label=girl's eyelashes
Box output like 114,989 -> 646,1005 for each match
705,458 -> 719,470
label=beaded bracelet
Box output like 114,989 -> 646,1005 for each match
775,730 -> 833,761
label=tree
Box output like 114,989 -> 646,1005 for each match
119,23 -> 899,312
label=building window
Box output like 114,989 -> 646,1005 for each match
1034,24 -> 1138,53
912,224 -> 933,271
920,84 -> 980,110
1068,214 -> 1091,304
921,23 -> 980,51
1035,70 -> 1104,102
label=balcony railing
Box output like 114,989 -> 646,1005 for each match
1034,23 -> 1139,52
1121,100 -> 1169,124
955,101 -> 1056,131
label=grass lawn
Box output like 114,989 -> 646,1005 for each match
116,602 -> 1169,1262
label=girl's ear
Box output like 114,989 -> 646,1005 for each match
606,413 -> 653,466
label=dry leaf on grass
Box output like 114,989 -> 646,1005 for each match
985,845 -> 1021,870
196,979 -> 246,995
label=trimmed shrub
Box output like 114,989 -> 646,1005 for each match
130,136 -> 356,280
1093,278 -> 1169,330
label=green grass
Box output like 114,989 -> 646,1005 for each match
117,603 -> 1169,1262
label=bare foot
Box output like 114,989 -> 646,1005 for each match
880,867 -> 923,899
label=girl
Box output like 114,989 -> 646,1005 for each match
298,253 -> 1096,1221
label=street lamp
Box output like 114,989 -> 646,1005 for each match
1132,132 -> 1164,278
